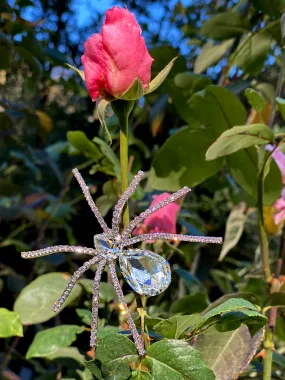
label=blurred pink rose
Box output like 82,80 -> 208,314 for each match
133,193 -> 180,236
81,7 -> 153,101
274,198 -> 285,225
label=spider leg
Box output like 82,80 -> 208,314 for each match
121,187 -> 191,239
122,233 -> 223,247
90,259 -> 107,347
21,245 -> 97,259
112,171 -> 145,236
52,256 -> 100,312
108,260 -> 145,356
72,168 -> 111,234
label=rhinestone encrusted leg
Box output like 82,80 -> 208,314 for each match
108,260 -> 145,356
90,259 -> 107,347
52,256 -> 100,312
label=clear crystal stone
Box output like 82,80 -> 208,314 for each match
119,249 -> 171,297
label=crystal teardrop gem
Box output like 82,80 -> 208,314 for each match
119,249 -> 171,297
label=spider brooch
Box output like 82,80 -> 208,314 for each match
21,169 -> 223,356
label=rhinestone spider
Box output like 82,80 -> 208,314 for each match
21,169 -> 223,356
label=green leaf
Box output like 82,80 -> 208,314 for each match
202,293 -> 261,315
94,334 -> 139,379
65,63 -> 85,81
197,298 -> 267,335
145,57 -> 177,95
26,325 -> 84,359
76,308 -> 92,325
79,280 -> 116,302
14,273 -> 82,325
194,40 -> 233,74
170,293 -> 209,315
230,31 -> 272,76
45,347 -> 85,365
245,88 -> 266,113
0,308 -> 23,338
218,202 -> 247,261
121,78 -> 144,100
165,81 -> 200,126
132,370 -> 152,379
201,12 -> 249,40
97,98 -> 112,146
194,325 -> 264,380
201,298 -> 258,322
174,72 -> 212,92
85,360 -> 103,379
264,292 -> 285,309
153,315 -> 202,339
189,85 -> 247,135
228,148 -> 282,204
276,97 -> 285,122
150,128 -> 224,191
144,340 -> 215,379
67,131 -> 102,160
206,124 -> 274,160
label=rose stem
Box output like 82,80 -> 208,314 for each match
112,100 -> 147,353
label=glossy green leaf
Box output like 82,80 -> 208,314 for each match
153,314 -> 202,339
170,293 -> 209,315
189,85 -> 247,135
218,202 -> 247,261
206,124 -> 274,160
67,130 -> 102,160
45,347 -> 85,365
201,12 -> 249,40
197,298 -> 267,335
14,273 -> 82,325
194,40 -> 233,74
132,370 -> 152,379
174,72 -> 212,92
0,308 -> 23,338
194,325 -> 264,380
94,334 -> 139,379
166,82 -> 200,126
76,308 -> 92,325
276,97 -> 285,121
144,340 -> 215,379
79,279 -> 116,302
26,325 -> 84,359
202,293 -> 261,314
145,57 -> 177,95
230,31 -> 272,75
228,148 -> 282,204
245,88 -> 266,113
150,128 -> 224,191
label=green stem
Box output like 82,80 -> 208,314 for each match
112,100 -> 134,229
257,172 -> 271,283
120,116 -> 129,228
263,327 -> 273,380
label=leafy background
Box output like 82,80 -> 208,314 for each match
1,0 -> 285,379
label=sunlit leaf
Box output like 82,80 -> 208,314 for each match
0,308 -> 23,338
14,273 -> 82,325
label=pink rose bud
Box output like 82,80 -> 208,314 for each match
81,6 -> 153,101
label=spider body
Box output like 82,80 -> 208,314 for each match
21,168 -> 222,356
